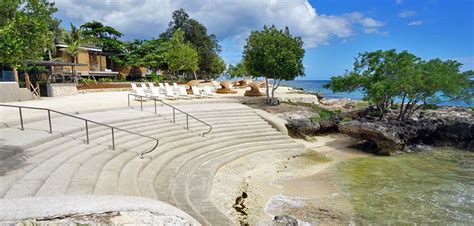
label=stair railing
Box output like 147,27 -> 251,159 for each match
0,104 -> 159,158
127,93 -> 213,137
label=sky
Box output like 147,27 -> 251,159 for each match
53,0 -> 474,80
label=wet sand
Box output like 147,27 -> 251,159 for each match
211,134 -> 371,224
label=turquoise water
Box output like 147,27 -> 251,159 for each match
334,149 -> 474,224
280,80 -> 472,107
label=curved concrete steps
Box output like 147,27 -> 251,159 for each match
0,103 -> 306,224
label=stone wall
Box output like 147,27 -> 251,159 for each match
47,83 -> 78,97
0,82 -> 34,102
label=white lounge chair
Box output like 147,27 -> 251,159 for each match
165,86 -> 179,100
148,82 -> 156,89
177,86 -> 192,99
134,88 -> 147,101
158,83 -> 166,90
173,82 -> 180,89
131,83 -> 138,92
140,83 -> 148,92
149,87 -> 164,100
203,86 -> 215,97
191,86 -> 207,98
164,83 -> 171,89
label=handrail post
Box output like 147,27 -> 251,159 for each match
127,94 -> 130,107
140,96 -> 143,111
47,110 -> 52,134
19,107 -> 24,131
111,128 -> 115,150
186,114 -> 189,130
154,99 -> 157,114
173,108 -> 175,123
85,121 -> 89,144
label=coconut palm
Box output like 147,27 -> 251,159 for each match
61,23 -> 89,82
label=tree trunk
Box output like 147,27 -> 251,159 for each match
73,57 -> 77,83
13,66 -> 19,87
265,77 -> 270,104
397,93 -> 406,121
193,71 -> 197,80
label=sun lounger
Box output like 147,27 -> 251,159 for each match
132,88 -> 148,101
131,83 -> 138,92
191,86 -> 208,98
177,86 -> 192,99
203,86 -> 215,97
159,83 -> 165,90
165,86 -> 179,100
149,87 -> 165,100
148,82 -> 156,89
173,82 -> 180,89
140,83 -> 148,92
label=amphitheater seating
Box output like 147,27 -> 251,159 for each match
0,103 -> 305,224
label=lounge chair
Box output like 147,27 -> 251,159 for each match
191,86 -> 208,98
131,83 -> 138,92
149,87 -> 165,100
173,82 -> 180,89
165,86 -> 179,100
203,86 -> 215,97
177,86 -> 192,99
140,83 -> 148,92
134,88 -> 147,101
164,83 -> 171,89
158,83 -> 166,91
148,82 -> 156,89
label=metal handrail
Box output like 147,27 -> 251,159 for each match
0,104 -> 159,158
127,93 -> 213,137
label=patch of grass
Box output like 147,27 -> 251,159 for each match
389,103 -> 400,110
300,150 -> 332,163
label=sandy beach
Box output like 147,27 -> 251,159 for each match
211,133 -> 371,224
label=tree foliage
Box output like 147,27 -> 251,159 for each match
80,21 -> 124,53
325,49 -> 473,120
164,30 -> 199,76
226,62 -> 250,79
162,9 -> 222,79
243,25 -> 305,104
0,0 -> 57,66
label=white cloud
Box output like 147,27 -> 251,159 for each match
398,10 -> 415,18
54,0 -> 385,48
396,0 -> 403,5
408,20 -> 423,26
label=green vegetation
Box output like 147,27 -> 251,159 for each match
325,49 -> 473,120
243,25 -> 305,105
0,0 -> 57,79
299,150 -> 332,163
226,62 -> 250,79
164,30 -> 199,79
80,21 -> 123,54
61,23 -> 92,82
161,9 -> 224,79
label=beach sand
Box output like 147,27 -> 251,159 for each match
211,133 -> 371,224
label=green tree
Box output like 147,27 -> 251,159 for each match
164,30 -> 199,79
325,49 -> 473,120
207,55 -> 226,80
0,0 -> 57,82
162,9 -> 221,78
80,21 -> 123,53
226,62 -> 250,79
61,23 -> 91,82
243,25 -> 305,104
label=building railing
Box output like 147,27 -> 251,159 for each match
0,104 -> 159,158
127,94 -> 213,137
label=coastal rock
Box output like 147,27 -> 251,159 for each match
286,119 -> 321,138
338,107 -> 474,154
272,215 -> 298,226
285,117 -> 339,138
338,121 -> 405,155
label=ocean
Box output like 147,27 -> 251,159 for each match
280,80 -> 472,107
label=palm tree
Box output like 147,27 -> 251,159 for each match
61,23 -> 88,83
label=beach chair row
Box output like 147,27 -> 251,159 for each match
130,82 -> 216,100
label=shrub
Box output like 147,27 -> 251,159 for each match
98,78 -> 113,82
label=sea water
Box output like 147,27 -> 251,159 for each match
280,80 -> 472,107
334,148 -> 474,224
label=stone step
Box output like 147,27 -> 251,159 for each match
180,145 -> 304,225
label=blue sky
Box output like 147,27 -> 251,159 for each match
54,0 -> 473,80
